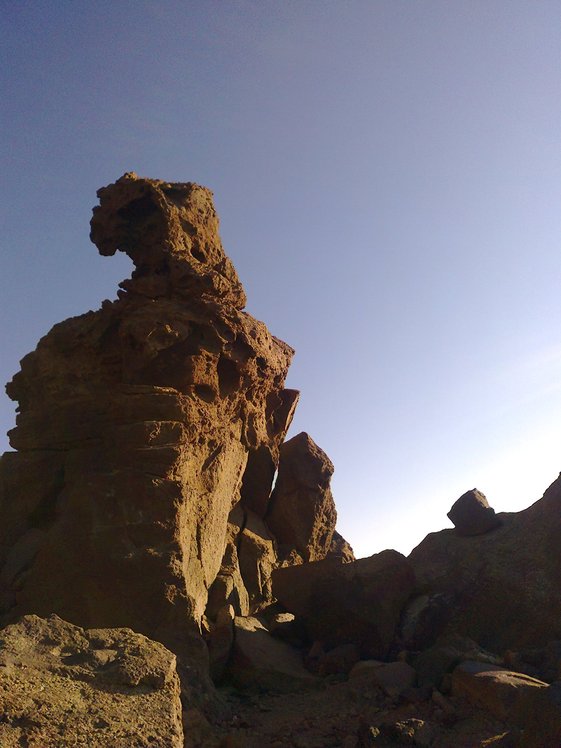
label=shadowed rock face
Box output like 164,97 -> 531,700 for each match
0,174 -> 298,680
407,474 -> 561,653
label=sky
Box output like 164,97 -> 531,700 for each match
2,1 -> 561,558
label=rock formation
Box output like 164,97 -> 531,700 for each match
446,488 -> 501,536
0,173 -> 348,703
2,173 -> 561,746
406,474 -> 561,653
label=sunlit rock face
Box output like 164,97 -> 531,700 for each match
0,174 -> 298,669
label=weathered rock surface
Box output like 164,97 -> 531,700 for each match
0,614 -> 183,747
447,488 -> 501,536
0,174 -> 299,696
408,474 -> 561,653
266,431 -> 337,563
272,549 -> 415,658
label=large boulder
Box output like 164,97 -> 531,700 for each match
0,174 -> 298,697
266,432 -> 337,562
408,473 -> 561,653
226,616 -> 319,693
447,488 -> 501,536
451,661 -> 548,725
272,550 -> 415,658
0,614 -> 183,747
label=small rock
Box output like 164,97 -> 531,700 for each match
447,488 -> 501,536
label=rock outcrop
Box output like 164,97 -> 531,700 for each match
272,549 -> 415,658
408,475 -> 561,653
0,173 -> 330,698
0,614 -> 183,747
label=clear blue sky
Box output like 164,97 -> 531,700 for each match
2,1 -> 561,557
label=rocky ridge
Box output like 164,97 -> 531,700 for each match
0,174 -> 560,747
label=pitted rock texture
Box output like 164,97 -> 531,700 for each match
0,614 -> 183,748
0,174 -> 299,676
90,173 -> 246,308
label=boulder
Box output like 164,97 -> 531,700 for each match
238,510 -> 278,613
266,432 -> 337,562
451,660 -> 548,724
0,614 -> 183,747
226,616 -> 319,693
272,550 -> 415,658
326,530 -> 356,563
349,660 -> 416,696
447,488 -> 501,536
409,473 -> 561,652
413,634 -> 501,689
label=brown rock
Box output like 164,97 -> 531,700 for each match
451,660 -> 548,724
208,604 -> 235,683
227,616 -> 319,693
0,174 -> 296,700
317,643 -> 360,676
0,613 -> 183,747
447,488 -> 501,536
89,172 -> 246,308
272,550 -> 415,658
413,634 -> 501,689
349,660 -> 416,696
326,529 -> 356,563
409,473 -> 561,652
206,504 -> 250,620
266,432 -> 337,562
238,509 -> 278,613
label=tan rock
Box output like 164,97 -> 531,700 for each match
0,175 -> 295,700
208,604 -> 235,683
272,550 -> 415,658
266,432 -> 337,562
451,660 -> 548,724
238,510 -> 278,613
0,614 -> 183,747
206,505 -> 250,620
326,529 -> 356,563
